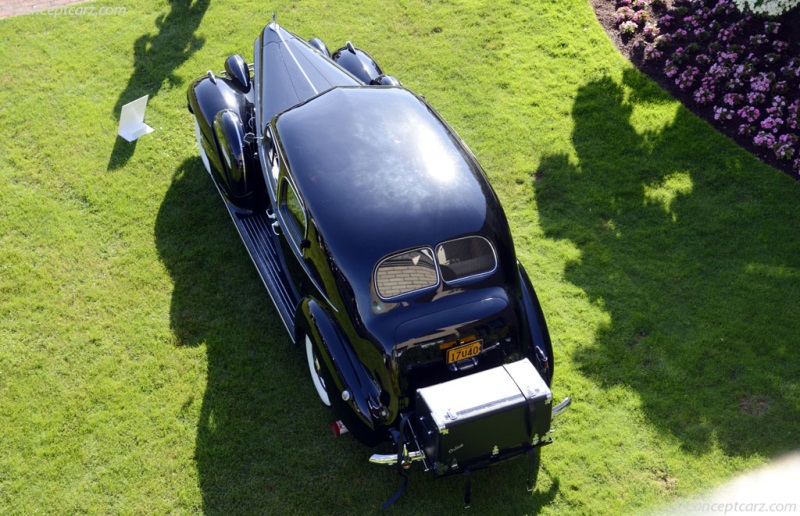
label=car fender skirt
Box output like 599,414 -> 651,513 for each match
298,299 -> 386,446
213,110 -> 250,198
186,73 -> 265,211
517,263 -> 554,386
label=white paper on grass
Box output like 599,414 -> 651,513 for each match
118,95 -> 154,142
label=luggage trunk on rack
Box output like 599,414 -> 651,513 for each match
413,358 -> 552,475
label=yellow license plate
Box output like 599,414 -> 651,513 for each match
446,340 -> 482,363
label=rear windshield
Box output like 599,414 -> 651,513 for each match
375,237 -> 498,300
436,236 -> 496,283
375,247 -> 438,299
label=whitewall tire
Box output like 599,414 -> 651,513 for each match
306,335 -> 331,406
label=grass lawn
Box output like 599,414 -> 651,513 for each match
1,0 -> 799,513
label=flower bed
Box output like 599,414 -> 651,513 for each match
606,0 -> 800,176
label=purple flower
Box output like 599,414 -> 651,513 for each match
665,60 -> 679,77
750,73 -> 772,93
644,44 -> 663,62
694,86 -> 715,104
773,41 -> 789,53
774,134 -> 797,160
764,21 -> 780,35
738,106 -> 761,123
723,93 -> 743,107
714,106 -> 735,121
676,66 -> 699,90
772,81 -> 788,94
747,92 -> 766,105
754,131 -> 776,148
761,116 -> 784,133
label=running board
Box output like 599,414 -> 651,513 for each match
226,207 -> 297,340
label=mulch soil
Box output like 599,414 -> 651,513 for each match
588,0 -> 800,179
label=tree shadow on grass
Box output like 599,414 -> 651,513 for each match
155,159 -> 567,512
108,0 -> 209,171
535,69 -> 800,458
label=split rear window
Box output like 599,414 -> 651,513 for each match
375,237 -> 497,300
436,236 -> 496,283
375,248 -> 438,299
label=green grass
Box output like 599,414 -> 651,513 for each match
1,0 -> 799,513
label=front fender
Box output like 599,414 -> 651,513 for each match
296,299 -> 385,445
517,262 -> 554,386
187,68 -> 265,211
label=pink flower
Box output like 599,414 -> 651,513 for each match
615,6 -> 634,24
620,20 -> 638,35
644,22 -> 660,40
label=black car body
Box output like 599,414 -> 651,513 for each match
187,19 -> 569,499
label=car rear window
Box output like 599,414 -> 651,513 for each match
436,236 -> 496,282
375,247 -> 438,299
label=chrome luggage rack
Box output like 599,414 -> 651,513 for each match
368,396 -> 572,508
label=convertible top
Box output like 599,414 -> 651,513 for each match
275,86 -> 506,282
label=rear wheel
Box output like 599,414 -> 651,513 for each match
305,335 -> 331,406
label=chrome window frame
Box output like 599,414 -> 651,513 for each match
374,246 -> 440,301
435,235 -> 498,285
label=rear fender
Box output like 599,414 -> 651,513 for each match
296,299 -> 385,446
517,263 -> 554,386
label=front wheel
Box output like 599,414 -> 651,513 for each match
305,335 -> 331,406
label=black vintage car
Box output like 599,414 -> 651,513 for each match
187,19 -> 569,505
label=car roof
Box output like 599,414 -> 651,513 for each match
274,86 -> 506,281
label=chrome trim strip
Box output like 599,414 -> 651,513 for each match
272,21 -> 319,95
368,450 -> 424,466
552,396 -> 572,419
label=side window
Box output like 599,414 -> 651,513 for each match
280,178 -> 305,242
265,128 -> 280,190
